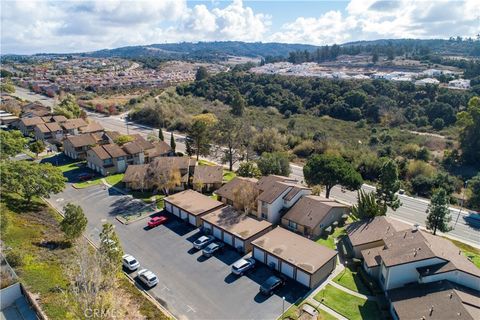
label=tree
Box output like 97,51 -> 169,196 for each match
303,154 -> 363,198
214,115 -> 246,171
457,96 -> 480,166
252,127 -> 286,154
352,190 -> 387,219
187,114 -> 217,160
0,161 -> 66,204
146,163 -> 181,195
230,90 -> 245,116
0,78 -> 15,93
237,161 -> 261,178
256,152 -> 291,176
426,188 -> 452,235
60,203 -> 87,241
99,223 -> 123,270
372,52 -> 379,63
114,134 -> 134,146
158,127 -> 164,141
170,132 -> 176,153
467,174 -> 480,211
29,140 -> 45,158
376,159 -> 401,211
232,182 -> 259,214
0,130 -> 28,159
195,66 -> 209,81
54,94 -> 81,119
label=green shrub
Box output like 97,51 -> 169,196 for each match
6,251 -> 23,268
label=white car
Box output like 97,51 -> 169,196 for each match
137,269 -> 159,288
122,254 -> 140,271
193,235 -> 215,250
231,257 -> 256,275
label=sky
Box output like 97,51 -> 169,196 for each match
1,0 -> 479,54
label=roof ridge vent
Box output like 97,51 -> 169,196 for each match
429,306 -> 434,316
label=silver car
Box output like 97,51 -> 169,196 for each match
137,269 -> 159,288
202,242 -> 224,257
231,258 -> 256,276
193,235 -> 215,250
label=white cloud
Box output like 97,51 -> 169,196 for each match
271,0 -> 479,45
0,0 -> 477,54
0,0 -> 270,54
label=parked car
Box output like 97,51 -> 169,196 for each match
202,242 -> 224,257
137,269 -> 159,288
193,235 -> 215,250
231,258 -> 256,276
122,254 -> 140,271
259,275 -> 285,295
147,216 -> 168,228
78,172 -> 94,181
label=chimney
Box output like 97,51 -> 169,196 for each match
404,232 -> 407,238
429,306 -> 434,316
449,292 -> 453,299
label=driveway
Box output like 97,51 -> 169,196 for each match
48,184 -> 309,320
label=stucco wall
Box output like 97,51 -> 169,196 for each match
383,257 -> 445,290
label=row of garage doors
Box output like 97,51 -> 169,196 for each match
202,222 -> 245,252
165,202 -> 197,226
252,247 -> 311,287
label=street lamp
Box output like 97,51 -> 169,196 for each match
455,180 -> 469,227
282,296 -> 285,319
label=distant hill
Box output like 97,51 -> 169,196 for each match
80,41 -> 319,60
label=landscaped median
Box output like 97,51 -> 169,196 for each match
0,194 -> 170,319
282,300 -> 336,320
314,284 -> 381,320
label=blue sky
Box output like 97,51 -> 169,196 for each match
1,0 -> 478,54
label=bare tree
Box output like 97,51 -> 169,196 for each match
147,163 -> 182,195
130,170 -> 147,192
232,183 -> 259,215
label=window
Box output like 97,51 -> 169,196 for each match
103,158 -> 112,165
117,156 -> 125,161
288,220 -> 297,230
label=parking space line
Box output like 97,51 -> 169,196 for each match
186,305 -> 196,313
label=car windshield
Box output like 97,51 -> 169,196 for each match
265,277 -> 278,287
233,260 -> 248,270
206,243 -> 217,250
196,237 -> 208,243
149,276 -> 157,281
129,259 -> 137,264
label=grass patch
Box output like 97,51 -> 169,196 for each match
333,267 -> 372,295
73,177 -> 103,189
57,161 -> 85,173
314,284 -> 381,320
283,301 -> 336,320
316,225 -> 347,250
210,194 -> 220,200
198,159 -> 216,166
448,238 -> 480,269
105,173 -> 124,187
223,170 -> 236,182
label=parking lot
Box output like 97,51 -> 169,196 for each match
48,182 -> 309,320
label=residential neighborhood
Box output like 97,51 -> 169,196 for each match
1,2 -> 480,320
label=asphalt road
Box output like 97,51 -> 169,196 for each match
11,86 -> 56,108
87,112 -> 480,247
48,181 -> 308,320
12,88 -> 480,247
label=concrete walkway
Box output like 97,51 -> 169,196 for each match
329,281 -> 377,301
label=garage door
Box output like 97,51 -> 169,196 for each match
267,254 -> 279,270
172,206 -> 180,217
180,210 -> 188,220
253,247 -> 265,263
203,222 -> 212,233
188,214 -> 196,226
223,233 -> 233,246
234,238 -> 244,252
165,203 -> 172,213
281,262 -> 295,279
296,269 -> 310,287
213,227 -> 222,239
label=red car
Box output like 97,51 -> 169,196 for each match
147,216 -> 168,228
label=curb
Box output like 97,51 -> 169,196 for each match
43,198 -> 176,320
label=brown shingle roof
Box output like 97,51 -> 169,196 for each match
35,123 -> 49,133
130,134 -> 154,149
164,190 -> 224,216
103,143 -> 127,158
122,164 -> 148,183
361,246 -> 384,268
105,131 -> 121,142
65,134 -> 97,148
202,206 -> 272,240
122,141 -> 144,155
90,145 -> 111,160
282,195 -> 348,229
346,216 -> 410,247
21,117 -> 44,126
258,181 -> 308,204
252,227 -> 337,274
145,141 -> 171,158
62,118 -> 88,130
215,177 -> 258,200
79,121 -> 103,133
388,281 -> 479,320
52,115 -> 67,123
193,165 -> 223,184
256,175 -> 297,192
45,122 -> 62,132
